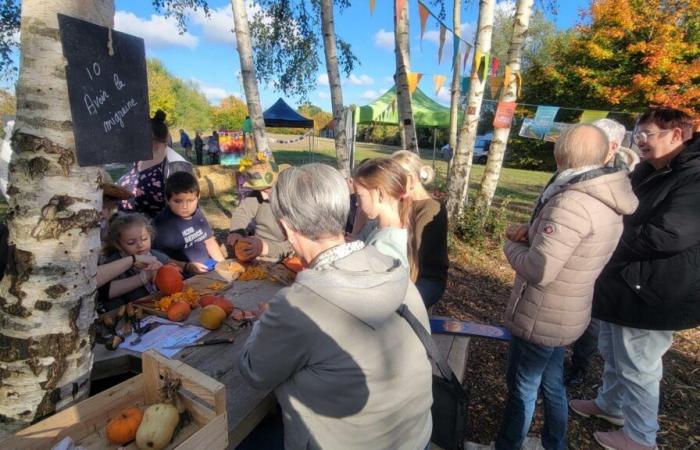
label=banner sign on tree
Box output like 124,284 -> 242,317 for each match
493,101 -> 516,128
532,106 -> 560,136
579,109 -> 609,123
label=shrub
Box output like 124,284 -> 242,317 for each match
453,198 -> 512,251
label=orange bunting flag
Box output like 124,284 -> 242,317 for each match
407,72 -> 423,94
369,0 -> 376,15
438,25 -> 447,64
489,76 -> 503,98
503,66 -> 512,90
433,74 -> 447,95
419,3 -> 430,44
396,0 -> 406,17
493,101 -> 517,129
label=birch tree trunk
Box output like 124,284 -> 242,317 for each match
448,0 -> 462,151
476,0 -> 533,210
320,0 -> 350,176
445,0 -> 495,220
394,2 -> 418,153
231,0 -> 269,160
0,0 -> 112,434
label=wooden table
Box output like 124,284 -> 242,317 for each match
93,268 -> 290,449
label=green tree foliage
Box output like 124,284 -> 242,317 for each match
146,58 -> 213,131
298,102 -> 332,133
0,88 -> 15,115
491,6 -> 558,72
0,0 -> 19,83
211,95 -> 248,130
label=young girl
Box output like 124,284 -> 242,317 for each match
96,213 -> 170,313
352,158 -> 415,272
392,150 -> 449,308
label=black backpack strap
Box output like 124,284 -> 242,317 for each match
396,304 -> 459,383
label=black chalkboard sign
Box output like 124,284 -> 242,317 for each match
58,14 -> 151,166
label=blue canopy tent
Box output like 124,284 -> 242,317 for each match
263,98 -> 316,161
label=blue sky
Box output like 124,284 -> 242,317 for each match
7,0 -> 591,111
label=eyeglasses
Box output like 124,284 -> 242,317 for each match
633,129 -> 672,145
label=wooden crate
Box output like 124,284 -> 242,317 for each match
2,350 -> 227,450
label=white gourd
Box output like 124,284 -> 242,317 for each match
135,403 -> 179,450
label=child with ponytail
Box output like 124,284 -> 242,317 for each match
392,150 -> 449,308
352,158 -> 415,273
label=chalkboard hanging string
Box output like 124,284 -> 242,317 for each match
107,27 -> 114,56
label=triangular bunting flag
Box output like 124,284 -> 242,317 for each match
491,57 -> 500,76
451,34 -> 461,70
438,25 -> 447,64
471,49 -> 483,78
461,76 -> 470,95
479,52 -> 490,82
463,43 -> 472,71
369,0 -> 376,15
433,74 -> 447,95
503,65 -> 512,91
396,0 -> 406,17
419,3 -> 430,45
407,72 -> 423,94
515,72 -> 522,98
489,76 -> 503,98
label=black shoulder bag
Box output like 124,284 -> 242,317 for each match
397,304 -> 469,450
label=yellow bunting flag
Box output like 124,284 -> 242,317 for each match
438,25 -> 447,64
489,76 -> 503,98
369,0 -> 376,15
407,72 -> 423,94
419,3 -> 430,45
471,49 -> 483,78
579,109 -> 609,123
515,72 -> 522,98
503,66 -> 512,90
433,74 -> 447,95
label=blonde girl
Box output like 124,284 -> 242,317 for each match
352,158 -> 416,274
392,150 -> 449,308
96,213 -> 170,313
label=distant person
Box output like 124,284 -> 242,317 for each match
243,116 -> 254,153
153,172 -> 225,275
207,130 -> 220,165
565,118 -> 641,387
440,142 -> 453,160
239,163 -> 432,450
392,150 -> 449,309
179,129 -> 193,161
495,124 -> 637,450
571,108 -> 700,450
194,131 -> 204,165
117,110 -> 192,218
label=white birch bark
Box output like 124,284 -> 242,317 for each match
445,0 -> 495,220
476,0 -> 534,210
394,2 -> 418,153
448,0 -> 462,151
0,0 -> 113,434
320,0 -> 350,176
231,0 -> 270,160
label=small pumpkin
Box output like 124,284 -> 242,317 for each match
282,255 -> 305,273
135,403 -> 179,450
166,301 -> 191,322
155,265 -> 184,295
106,406 -> 144,445
200,295 -> 234,316
199,305 -> 227,330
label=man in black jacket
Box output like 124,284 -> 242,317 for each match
570,108 -> 700,450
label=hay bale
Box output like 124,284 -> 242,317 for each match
195,165 -> 239,198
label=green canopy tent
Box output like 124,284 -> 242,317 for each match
356,86 -> 461,128
354,87 -> 462,167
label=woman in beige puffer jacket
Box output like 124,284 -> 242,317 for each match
494,124 -> 638,450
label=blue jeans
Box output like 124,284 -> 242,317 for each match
495,336 -> 567,450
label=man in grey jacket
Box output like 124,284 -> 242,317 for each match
239,163 -> 433,450
495,125 -> 638,450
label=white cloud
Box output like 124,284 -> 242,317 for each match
374,29 -> 394,50
317,91 -> 330,99
361,90 -> 381,100
347,73 -> 374,86
189,6 -> 235,45
114,11 -> 198,49
383,76 -> 395,84
190,78 -> 239,104
436,86 -> 451,103
318,73 -> 329,86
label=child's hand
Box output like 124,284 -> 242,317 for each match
186,262 -> 209,274
133,254 -> 162,272
506,224 -> 529,243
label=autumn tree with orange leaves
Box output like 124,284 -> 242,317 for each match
523,0 -> 700,114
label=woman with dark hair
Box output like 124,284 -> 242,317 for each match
117,110 -> 192,218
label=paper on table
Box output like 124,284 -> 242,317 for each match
120,316 -> 209,358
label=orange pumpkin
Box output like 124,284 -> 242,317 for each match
167,301 -> 191,322
106,407 -> 144,445
234,240 -> 253,262
200,295 -> 234,316
155,265 -> 184,295
283,256 -> 305,273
